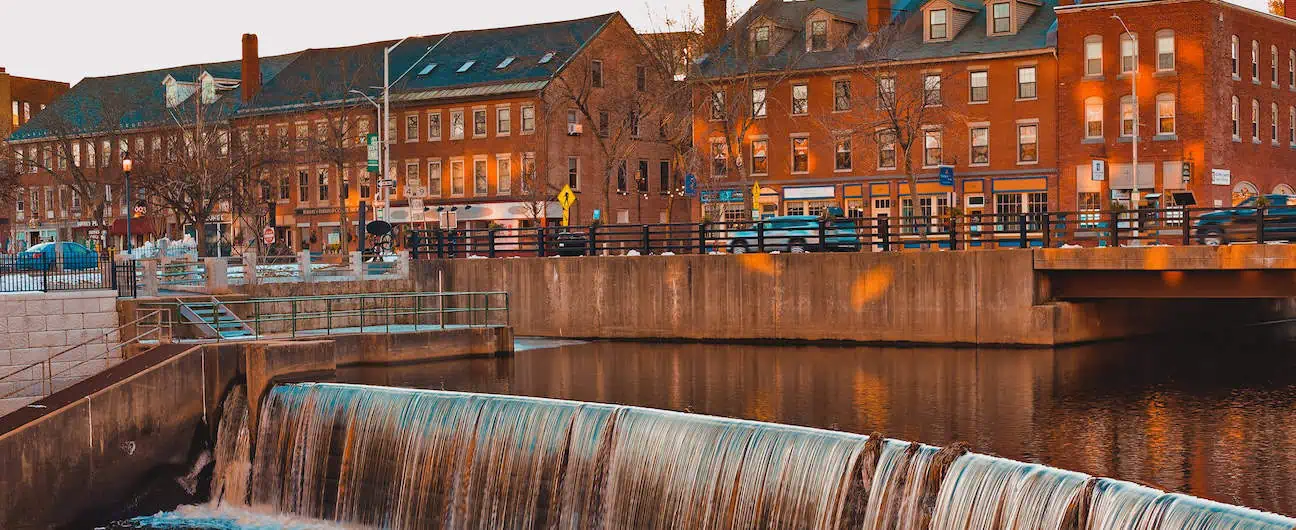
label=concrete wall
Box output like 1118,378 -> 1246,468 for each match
0,289 -> 121,414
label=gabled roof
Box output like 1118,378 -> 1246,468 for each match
9,53 -> 299,141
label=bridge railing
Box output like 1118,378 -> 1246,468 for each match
406,206 -> 1296,258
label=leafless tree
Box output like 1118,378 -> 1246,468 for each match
642,11 -> 707,223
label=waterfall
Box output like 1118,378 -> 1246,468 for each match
130,382 -> 1296,530
210,385 -> 253,508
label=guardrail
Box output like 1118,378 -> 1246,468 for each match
0,309 -> 171,401
0,254 -> 136,295
407,206 -> 1296,258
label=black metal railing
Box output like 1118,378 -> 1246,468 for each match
0,254 -> 137,295
405,206 -> 1296,259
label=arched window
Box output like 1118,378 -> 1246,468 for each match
1273,183 -> 1294,195
1272,45 -> 1279,84
1120,33 -> 1137,73
1232,96 -> 1240,138
1252,99 -> 1260,140
1233,181 -> 1259,205
1121,95 -> 1135,137
1156,30 -> 1175,71
1085,35 -> 1103,76
1156,93 -> 1176,135
1252,40 -> 1260,81
1231,35 -> 1240,77
1084,97 -> 1103,138
1272,102 -> 1280,142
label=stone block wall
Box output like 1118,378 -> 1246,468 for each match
0,289 -> 121,414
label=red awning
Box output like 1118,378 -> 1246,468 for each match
109,217 -> 157,236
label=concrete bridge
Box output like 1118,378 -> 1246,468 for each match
1038,245 -> 1296,299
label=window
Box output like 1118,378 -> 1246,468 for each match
1290,106 -> 1295,145
1232,35 -> 1240,77
591,60 -> 604,88
1120,34 -> 1136,74
450,110 -> 465,139
521,105 -> 535,133
659,161 -> 670,192
878,76 -> 896,108
1156,31 -> 1175,71
1120,96 -> 1135,137
638,160 -> 649,192
1273,46 -> 1280,84
450,159 -> 465,196
1084,97 -> 1103,138
1018,124 -> 1038,162
929,9 -> 948,40
425,112 -> 441,141
497,108 -> 511,135
9,101 -> 16,128
417,63 -> 437,76
72,144 -> 81,168
473,109 -> 487,137
1232,96 -> 1241,139
833,80 -> 851,111
1017,67 -> 1036,99
568,157 -> 580,189
924,129 -> 942,167
317,168 -> 330,202
1253,99 -> 1260,140
400,114 -> 417,142
539,52 -> 555,64
710,90 -> 725,120
711,139 -> 728,177
810,20 -> 828,50
617,160 -> 628,192
598,111 -> 610,137
406,161 -> 421,195
754,26 -> 771,55
835,138 -> 852,171
992,3 -> 1012,33
923,74 -> 942,105
1273,103 -> 1280,142
474,158 -> 488,195
751,139 -> 769,174
629,110 -> 641,138
878,131 -> 897,169
791,137 -> 809,172
497,56 -> 515,69
522,153 -> 535,193
1156,93 -> 1176,135
428,160 -> 442,197
970,71 -> 988,103
792,84 -> 809,114
970,126 -> 989,165
279,174 -> 290,200
385,117 -> 396,145
359,172 -> 370,199
752,87 -> 767,117
1253,40 -> 1260,81
457,60 -> 476,73
636,65 -> 647,91
298,169 -> 309,200
1290,50 -> 1295,88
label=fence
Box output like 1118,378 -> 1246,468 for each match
407,206 -> 1296,258
0,255 -> 137,295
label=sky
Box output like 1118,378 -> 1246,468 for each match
0,0 -> 1270,85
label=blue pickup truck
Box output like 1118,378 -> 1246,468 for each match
726,216 -> 861,254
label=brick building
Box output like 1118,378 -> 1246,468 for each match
1056,0 -> 1296,213
693,0 -> 1060,229
1,69 -> 67,250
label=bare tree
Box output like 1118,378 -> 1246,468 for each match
642,12 -> 707,223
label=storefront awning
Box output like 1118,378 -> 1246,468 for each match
109,217 -> 157,236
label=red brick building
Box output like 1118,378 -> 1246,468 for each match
1,68 -> 67,251
1056,0 -> 1296,213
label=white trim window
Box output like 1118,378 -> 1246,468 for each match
751,139 -> 769,175
472,108 -> 488,138
1273,45 -> 1280,85
835,137 -> 852,171
1084,97 -> 1103,139
878,130 -> 898,169
567,156 -> 580,190
1118,95 -> 1134,135
1289,106 -> 1295,146
1085,36 -> 1103,76
923,74 -> 942,106
450,109 -> 465,140
991,2 -> 1011,34
1272,102 -> 1280,144
970,126 -> 989,165
791,84 -> 809,115
752,87 -> 767,117
496,107 -> 511,136
833,80 -> 852,111
929,9 -> 948,40
1232,96 -> 1241,140
450,158 -> 465,196
1231,36 -> 1240,77
1119,33 -> 1136,74
428,110 -> 442,141
1252,40 -> 1260,82
405,161 -> 421,196
1253,99 -> 1261,141
520,105 -> 536,133
923,128 -> 942,167
1156,30 -> 1175,71
405,114 -> 419,142
791,136 -> 809,173
473,156 -> 489,196
496,154 -> 512,195
427,159 -> 442,197
1017,66 -> 1037,99
970,70 -> 988,103
1017,123 -> 1038,163
1156,93 -> 1176,136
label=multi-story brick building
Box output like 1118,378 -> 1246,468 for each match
1,69 -> 68,250
4,13 -> 682,254
693,0 -> 1060,228
1056,0 -> 1296,214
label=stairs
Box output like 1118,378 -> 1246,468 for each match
179,299 -> 255,339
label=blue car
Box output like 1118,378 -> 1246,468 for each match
727,215 -> 862,254
13,242 -> 100,271
1194,194 -> 1296,245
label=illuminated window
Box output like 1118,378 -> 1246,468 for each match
1120,33 -> 1136,74
970,126 -> 989,165
1084,97 -> 1103,138
1156,93 -> 1176,135
923,129 -> 942,167
1017,124 -> 1038,163
1156,30 -> 1175,71
791,137 -> 809,173
751,139 -> 769,174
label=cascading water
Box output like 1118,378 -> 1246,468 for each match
210,385 -> 253,508
125,383 -> 1296,530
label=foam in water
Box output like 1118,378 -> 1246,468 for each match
931,452 -> 1090,530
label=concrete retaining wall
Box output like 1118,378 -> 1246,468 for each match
0,289 -> 121,413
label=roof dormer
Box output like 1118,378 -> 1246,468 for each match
750,14 -> 798,56
985,0 -> 1040,37
161,75 -> 196,108
922,0 -> 979,43
804,8 -> 860,52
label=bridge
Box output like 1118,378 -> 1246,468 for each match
1037,245 -> 1296,299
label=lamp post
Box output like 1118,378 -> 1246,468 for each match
1112,14 -> 1139,210
122,155 -> 133,253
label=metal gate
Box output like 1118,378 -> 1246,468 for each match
111,259 -> 138,298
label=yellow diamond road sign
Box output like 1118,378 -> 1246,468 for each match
558,185 -> 576,209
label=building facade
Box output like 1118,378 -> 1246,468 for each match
1,69 -> 68,251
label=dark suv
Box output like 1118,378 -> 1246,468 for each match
1194,194 -> 1296,245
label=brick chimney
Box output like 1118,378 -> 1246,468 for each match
241,34 -> 261,103
704,0 -> 727,48
869,0 -> 894,31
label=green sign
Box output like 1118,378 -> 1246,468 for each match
366,134 -> 379,172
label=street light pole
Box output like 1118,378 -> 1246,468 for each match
122,155 -> 133,254
1113,15 -> 1139,211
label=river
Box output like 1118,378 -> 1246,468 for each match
337,333 -> 1296,516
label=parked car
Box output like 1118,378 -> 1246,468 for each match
12,242 -> 100,271
553,231 -> 589,256
726,216 -> 861,254
1194,194 -> 1296,245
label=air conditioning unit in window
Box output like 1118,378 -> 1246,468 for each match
568,123 -> 583,136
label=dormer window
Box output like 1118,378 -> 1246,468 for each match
417,63 -> 437,76
200,73 -> 216,105
991,3 -> 1011,34
929,10 -> 948,40
539,52 -> 555,64
165,79 -> 179,108
458,60 -> 476,73
754,26 -> 771,55
810,20 -> 828,50
497,57 -> 515,69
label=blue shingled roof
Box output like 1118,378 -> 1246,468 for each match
9,54 -> 299,141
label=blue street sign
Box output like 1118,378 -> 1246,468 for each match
592,209 -> 601,221
684,173 -> 698,196
938,166 -> 954,186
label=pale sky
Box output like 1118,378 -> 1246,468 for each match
1,0 -> 1267,86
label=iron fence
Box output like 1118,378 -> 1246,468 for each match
406,206 -> 1296,258
0,254 -> 137,295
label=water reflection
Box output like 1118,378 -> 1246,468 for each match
338,334 -> 1296,516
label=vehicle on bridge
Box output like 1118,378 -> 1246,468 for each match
6,242 -> 100,272
1194,194 -> 1296,245
726,216 -> 861,254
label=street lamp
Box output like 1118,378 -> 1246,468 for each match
380,37 -> 443,222
1112,14 -> 1139,211
122,154 -> 133,253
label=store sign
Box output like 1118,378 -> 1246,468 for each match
783,186 -> 835,200
295,207 -> 345,216
938,166 -> 955,186
700,189 -> 745,203
1091,159 -> 1106,181
1211,169 -> 1231,186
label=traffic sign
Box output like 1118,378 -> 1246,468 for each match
366,134 -> 379,172
262,226 -> 276,245
380,179 -> 397,188
938,165 -> 954,187
751,181 -> 761,207
684,173 -> 698,196
557,184 -> 576,227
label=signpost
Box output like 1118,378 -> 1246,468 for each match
557,184 -> 576,227
684,173 -> 698,196
262,226 -> 276,245
751,181 -> 761,220
366,134 -> 379,173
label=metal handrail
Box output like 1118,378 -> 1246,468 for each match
0,309 -> 171,400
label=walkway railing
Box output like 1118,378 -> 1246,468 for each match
0,255 -> 137,296
141,291 -> 509,340
408,206 -> 1296,258
0,309 -> 171,401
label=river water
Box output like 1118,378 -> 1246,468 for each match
337,334 -> 1296,517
